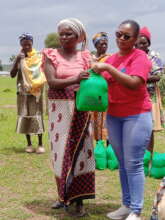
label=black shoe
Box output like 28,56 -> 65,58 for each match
51,201 -> 64,209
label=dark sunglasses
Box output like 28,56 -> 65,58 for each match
115,31 -> 132,40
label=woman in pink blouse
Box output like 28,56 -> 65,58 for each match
42,18 -> 95,217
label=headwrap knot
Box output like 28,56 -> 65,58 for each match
92,32 -> 108,46
19,33 -> 33,42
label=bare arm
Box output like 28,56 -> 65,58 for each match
92,62 -> 144,90
147,75 -> 160,83
10,52 -> 25,78
43,56 -> 89,89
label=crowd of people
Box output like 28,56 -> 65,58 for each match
10,17 -> 164,219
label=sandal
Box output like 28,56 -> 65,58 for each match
25,145 -> 35,153
36,146 -> 45,154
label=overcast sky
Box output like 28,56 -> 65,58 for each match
1,0 -> 165,64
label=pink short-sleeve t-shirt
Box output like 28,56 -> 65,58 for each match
102,48 -> 152,117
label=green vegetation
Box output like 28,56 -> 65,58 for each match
1,64 -> 12,72
0,76 -> 164,220
44,33 -> 60,49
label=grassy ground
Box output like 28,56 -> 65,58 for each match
0,76 -> 164,220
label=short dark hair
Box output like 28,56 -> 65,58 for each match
119,20 -> 140,37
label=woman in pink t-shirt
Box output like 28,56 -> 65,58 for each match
92,20 -> 152,220
42,18 -> 95,217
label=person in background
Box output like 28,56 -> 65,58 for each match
42,18 -> 95,217
10,33 -> 45,154
92,32 -> 110,62
150,177 -> 165,220
92,20 -> 152,220
135,26 -> 165,153
92,32 -> 110,144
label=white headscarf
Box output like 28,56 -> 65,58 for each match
57,18 -> 88,50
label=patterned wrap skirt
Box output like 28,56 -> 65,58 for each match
48,86 -> 95,205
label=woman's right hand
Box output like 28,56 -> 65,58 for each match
16,52 -> 25,62
10,51 -> 25,78
92,62 -> 109,73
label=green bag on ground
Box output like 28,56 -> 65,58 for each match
94,140 -> 107,170
76,69 -> 108,112
144,166 -> 149,176
143,150 -> 151,166
150,152 -> 165,179
150,167 -> 165,179
151,152 -> 165,168
143,150 -> 151,176
106,144 -> 119,170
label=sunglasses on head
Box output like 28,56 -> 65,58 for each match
115,31 -> 132,40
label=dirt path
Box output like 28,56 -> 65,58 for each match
1,104 -> 16,108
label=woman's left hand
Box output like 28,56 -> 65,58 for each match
91,62 -> 109,73
75,71 -> 90,83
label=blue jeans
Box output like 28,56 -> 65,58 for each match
106,112 -> 152,214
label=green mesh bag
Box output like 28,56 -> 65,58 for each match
76,69 -> 108,112
94,140 -> 107,170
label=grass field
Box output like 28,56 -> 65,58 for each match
0,76 -> 164,220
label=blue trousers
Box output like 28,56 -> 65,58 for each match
106,112 -> 152,214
